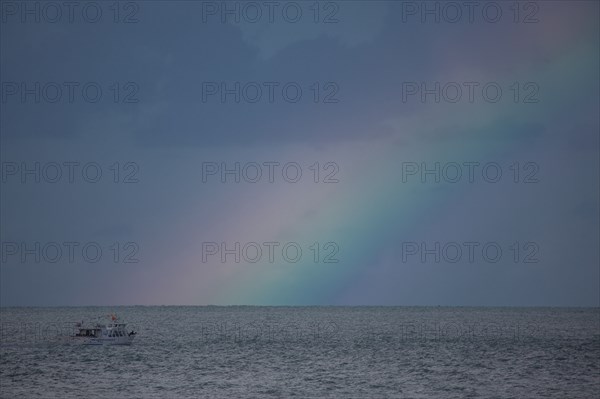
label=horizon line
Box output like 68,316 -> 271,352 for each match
1,304 -> 599,309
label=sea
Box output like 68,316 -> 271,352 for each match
0,306 -> 598,398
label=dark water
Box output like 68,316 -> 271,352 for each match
1,307 -> 598,398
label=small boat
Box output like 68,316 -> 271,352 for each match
72,314 -> 137,345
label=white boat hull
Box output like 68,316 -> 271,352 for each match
72,317 -> 137,345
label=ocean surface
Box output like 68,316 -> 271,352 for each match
0,307 -> 598,398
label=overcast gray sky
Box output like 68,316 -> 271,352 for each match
1,1 -> 598,306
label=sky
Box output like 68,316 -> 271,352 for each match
0,0 -> 598,306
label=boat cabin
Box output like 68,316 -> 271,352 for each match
75,328 -> 101,338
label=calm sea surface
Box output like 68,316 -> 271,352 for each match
1,307 -> 598,398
